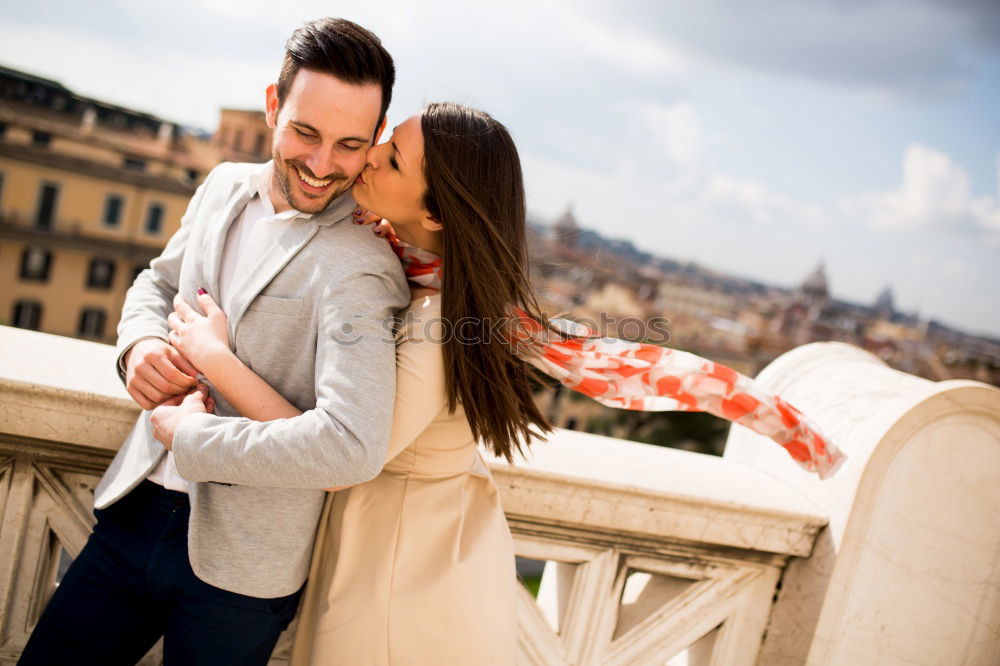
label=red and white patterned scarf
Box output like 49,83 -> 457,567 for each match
385,231 -> 846,479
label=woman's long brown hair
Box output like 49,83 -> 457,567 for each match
421,102 -> 553,461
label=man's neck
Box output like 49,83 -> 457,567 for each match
269,171 -> 293,214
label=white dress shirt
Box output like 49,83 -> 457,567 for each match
147,163 -> 312,492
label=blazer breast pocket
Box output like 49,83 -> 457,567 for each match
248,295 -> 304,316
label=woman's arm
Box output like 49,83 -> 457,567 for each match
169,292 -> 450,490
200,347 -> 302,421
169,292 -> 302,421
170,293 -> 350,489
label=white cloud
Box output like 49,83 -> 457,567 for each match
526,99 -> 834,241
700,174 -> 831,229
578,0 -> 1000,98
640,102 -> 704,168
632,103 -> 832,230
847,144 -> 1000,237
559,10 -> 691,77
0,22 -> 274,128
1,2 -> 997,335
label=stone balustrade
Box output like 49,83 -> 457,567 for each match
1,326 -> 997,665
724,341 -> 1000,666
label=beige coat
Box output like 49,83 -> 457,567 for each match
291,294 -> 517,666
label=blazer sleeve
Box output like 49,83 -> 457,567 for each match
114,166 -> 217,382
170,267 -> 411,489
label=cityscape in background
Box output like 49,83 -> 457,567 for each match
2,63 -> 997,456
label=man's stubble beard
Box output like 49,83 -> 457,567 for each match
274,158 -> 352,215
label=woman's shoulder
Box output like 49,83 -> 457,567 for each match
397,293 -> 443,343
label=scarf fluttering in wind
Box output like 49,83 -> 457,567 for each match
383,229 -> 846,479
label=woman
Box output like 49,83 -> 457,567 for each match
160,102 -> 845,664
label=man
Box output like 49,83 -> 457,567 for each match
19,18 -> 409,665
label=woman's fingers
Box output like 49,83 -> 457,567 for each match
353,207 -> 383,226
173,292 -> 197,322
195,289 -> 223,316
167,312 -> 183,334
372,219 -> 396,239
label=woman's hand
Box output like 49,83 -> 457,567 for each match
150,384 -> 216,450
353,206 -> 394,238
168,290 -> 231,377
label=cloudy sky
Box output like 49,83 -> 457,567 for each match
2,0 -> 998,335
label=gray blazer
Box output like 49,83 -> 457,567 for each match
94,161 -> 410,598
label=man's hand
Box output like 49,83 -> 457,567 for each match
124,338 -> 200,409
150,385 -> 215,450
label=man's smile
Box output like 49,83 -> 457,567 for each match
294,165 -> 335,191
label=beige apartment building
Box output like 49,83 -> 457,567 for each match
0,65 -> 269,343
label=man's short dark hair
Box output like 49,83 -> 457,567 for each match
277,18 -> 395,132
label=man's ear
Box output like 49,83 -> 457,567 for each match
264,83 -> 279,129
420,215 -> 443,232
373,116 -> 387,145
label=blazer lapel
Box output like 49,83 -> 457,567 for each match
225,221 -> 318,339
225,189 -> 359,339
204,180 -> 255,301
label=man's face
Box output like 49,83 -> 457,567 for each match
265,69 -> 383,214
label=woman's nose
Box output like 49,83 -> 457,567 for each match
365,144 -> 380,169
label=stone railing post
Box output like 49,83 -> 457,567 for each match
724,341 -> 1000,666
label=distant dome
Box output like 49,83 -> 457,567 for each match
553,205 -> 578,232
552,205 -> 580,247
875,285 -> 895,316
800,262 -> 829,297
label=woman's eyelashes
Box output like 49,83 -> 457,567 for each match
389,156 -> 399,170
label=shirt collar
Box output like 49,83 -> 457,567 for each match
245,161 -> 314,221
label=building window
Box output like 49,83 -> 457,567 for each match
131,264 -> 147,285
254,132 -> 266,155
123,157 -> 146,171
233,128 -> 244,151
32,131 -> 52,148
103,194 -> 124,227
87,258 -> 116,289
0,122 -> 6,140
186,168 -> 199,182
12,300 -> 42,330
145,203 -> 164,234
35,182 -> 59,230
78,307 -> 107,338
0,171 -> 5,210
20,246 -> 53,281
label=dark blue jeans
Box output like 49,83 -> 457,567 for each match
18,480 -> 303,666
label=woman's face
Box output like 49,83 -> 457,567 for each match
352,114 -> 434,232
